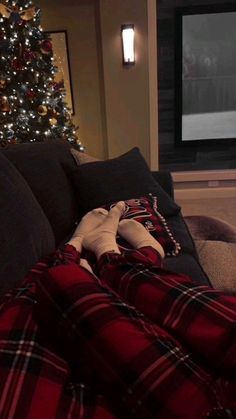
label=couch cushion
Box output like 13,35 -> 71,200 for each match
67,147 -> 181,217
0,152 -> 55,296
166,213 -> 196,255
3,142 -> 79,244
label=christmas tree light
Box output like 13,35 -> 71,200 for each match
0,0 -> 84,150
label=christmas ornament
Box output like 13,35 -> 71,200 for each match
41,39 -> 52,55
26,89 -> 35,99
23,49 -> 35,62
58,80 -> 64,89
0,79 -> 6,89
0,1 -> 84,150
0,4 -> 36,23
50,81 -> 64,91
38,105 -> 47,115
36,59 -> 48,70
49,117 -> 57,126
0,95 -> 10,111
12,57 -> 24,71
6,128 -> 14,139
52,109 -> 60,117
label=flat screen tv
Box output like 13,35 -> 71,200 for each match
175,3 -> 236,146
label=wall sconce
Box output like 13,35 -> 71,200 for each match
121,24 -> 135,66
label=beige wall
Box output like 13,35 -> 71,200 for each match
38,0 -> 106,159
99,0 -> 150,163
37,0 -> 156,165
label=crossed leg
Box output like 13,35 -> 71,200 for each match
91,219 -> 236,377
77,210 -> 236,377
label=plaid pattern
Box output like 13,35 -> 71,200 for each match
1,245 -> 236,418
98,246 -> 236,377
35,247 -> 236,419
104,195 -> 181,256
0,247 -> 114,419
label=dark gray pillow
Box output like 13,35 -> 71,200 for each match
0,152 -> 55,296
68,148 -> 180,217
3,142 -> 78,244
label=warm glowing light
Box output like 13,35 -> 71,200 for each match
121,24 -> 135,65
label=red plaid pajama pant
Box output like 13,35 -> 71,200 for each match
1,244 -> 236,418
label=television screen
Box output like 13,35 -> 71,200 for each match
175,4 -> 236,145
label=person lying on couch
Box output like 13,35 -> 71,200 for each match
0,202 -> 236,419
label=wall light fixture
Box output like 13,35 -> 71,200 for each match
121,24 -> 135,66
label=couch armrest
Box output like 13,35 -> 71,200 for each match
184,215 -> 236,243
151,171 -> 174,199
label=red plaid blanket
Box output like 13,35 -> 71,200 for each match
0,251 -> 113,419
0,245 -> 236,418
98,247 -> 236,376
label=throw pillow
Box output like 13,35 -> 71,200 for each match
0,152 -> 55,296
68,147 -> 180,217
71,148 -> 100,165
3,142 -> 79,244
105,195 -> 181,256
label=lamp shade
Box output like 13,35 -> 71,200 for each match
121,24 -> 135,65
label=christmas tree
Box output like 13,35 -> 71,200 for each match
0,0 -> 84,149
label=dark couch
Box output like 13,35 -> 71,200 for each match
0,142 -> 211,297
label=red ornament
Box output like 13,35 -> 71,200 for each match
23,49 -> 35,61
41,39 -> 52,54
12,58 -> 24,71
48,81 -> 64,91
54,82 -> 61,91
26,89 -> 35,99
58,80 -> 64,89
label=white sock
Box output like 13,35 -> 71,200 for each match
118,219 -> 165,258
68,208 -> 108,252
83,201 -> 125,259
